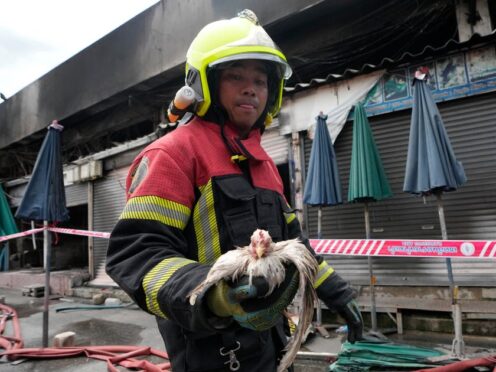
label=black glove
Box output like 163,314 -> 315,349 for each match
317,269 -> 364,343
336,299 -> 363,343
207,264 -> 299,331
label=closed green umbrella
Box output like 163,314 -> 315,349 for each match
348,102 -> 392,332
0,184 -> 18,271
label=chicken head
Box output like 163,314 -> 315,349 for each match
249,228 -> 273,259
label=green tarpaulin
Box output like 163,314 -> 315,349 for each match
0,184 -> 18,270
330,340 -> 446,371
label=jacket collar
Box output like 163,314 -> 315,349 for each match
200,118 -> 271,162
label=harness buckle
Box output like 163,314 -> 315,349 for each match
230,154 -> 247,163
219,341 -> 241,371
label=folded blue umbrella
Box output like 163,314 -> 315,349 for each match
15,122 -> 69,223
303,114 -> 342,207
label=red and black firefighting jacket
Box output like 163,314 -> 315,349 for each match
106,117 -> 353,371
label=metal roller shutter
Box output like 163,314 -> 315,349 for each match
65,183 -> 88,207
303,92 -> 496,286
261,127 -> 289,165
8,181 -> 88,208
90,167 -> 128,286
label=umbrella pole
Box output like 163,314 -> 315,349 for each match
435,192 -> 464,357
364,202 -> 378,332
31,221 -> 38,251
42,220 -> 51,347
315,206 -> 329,337
316,206 -> 322,324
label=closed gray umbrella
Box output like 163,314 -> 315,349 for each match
403,68 -> 467,357
16,120 -> 69,347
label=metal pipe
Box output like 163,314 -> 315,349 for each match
31,221 -> 37,251
317,207 -> 322,239
88,182 -> 94,279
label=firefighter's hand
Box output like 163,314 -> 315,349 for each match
336,299 -> 363,343
207,265 -> 299,331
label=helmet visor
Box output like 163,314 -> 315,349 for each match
209,52 -> 292,79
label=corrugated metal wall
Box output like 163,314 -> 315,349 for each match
8,182 -> 88,208
261,126 -> 289,165
90,167 -> 128,286
65,183 -> 89,207
304,92 -> 496,286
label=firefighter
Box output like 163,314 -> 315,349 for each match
106,9 -> 363,372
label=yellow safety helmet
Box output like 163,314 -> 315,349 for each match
185,9 -> 292,120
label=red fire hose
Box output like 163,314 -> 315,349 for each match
1,346 -> 171,372
415,356 -> 496,372
0,303 -> 171,371
0,303 -> 23,352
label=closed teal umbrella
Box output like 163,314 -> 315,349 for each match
0,184 -> 18,271
348,103 -> 392,204
348,102 -> 392,332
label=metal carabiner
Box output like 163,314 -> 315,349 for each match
219,341 -> 241,371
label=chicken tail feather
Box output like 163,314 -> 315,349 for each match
277,273 -> 317,372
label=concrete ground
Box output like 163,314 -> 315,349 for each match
0,287 -> 495,372
0,287 -> 163,371
0,287 -> 341,372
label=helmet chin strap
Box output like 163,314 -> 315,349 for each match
203,102 -> 242,161
204,101 -> 270,164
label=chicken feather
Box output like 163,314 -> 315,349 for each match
188,229 -> 318,372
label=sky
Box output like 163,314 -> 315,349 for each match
0,0 -> 160,98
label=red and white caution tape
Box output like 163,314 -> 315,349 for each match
0,228 -> 45,243
48,227 -> 110,239
2,228 -> 496,259
311,238 -> 496,259
0,227 -> 110,242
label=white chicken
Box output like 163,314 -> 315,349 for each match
189,229 -> 318,372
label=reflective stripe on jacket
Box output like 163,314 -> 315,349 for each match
106,117 -> 349,371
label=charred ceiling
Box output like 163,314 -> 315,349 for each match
275,0 -> 459,85
0,72 -> 184,181
0,0 -> 490,182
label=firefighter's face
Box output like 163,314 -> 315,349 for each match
218,60 -> 268,138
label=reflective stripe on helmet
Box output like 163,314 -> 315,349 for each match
185,9 -> 291,118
